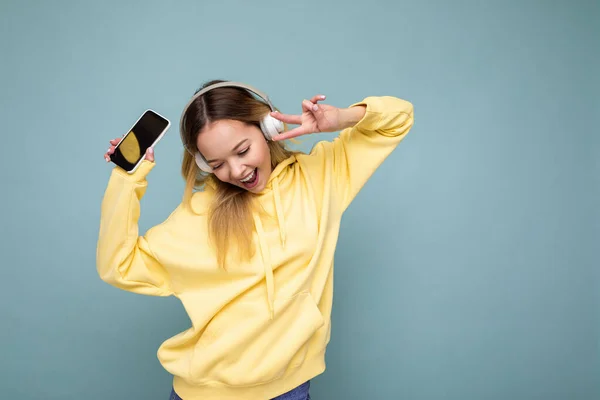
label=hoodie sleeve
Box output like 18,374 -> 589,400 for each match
96,160 -> 172,296
307,96 -> 414,212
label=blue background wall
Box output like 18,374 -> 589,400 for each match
1,1 -> 597,399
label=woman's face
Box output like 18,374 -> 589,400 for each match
196,119 -> 272,193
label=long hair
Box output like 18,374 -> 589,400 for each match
180,80 -> 295,269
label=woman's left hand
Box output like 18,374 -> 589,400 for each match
270,95 -> 349,141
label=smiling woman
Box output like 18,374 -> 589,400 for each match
98,79 -> 414,400
198,121 -> 271,191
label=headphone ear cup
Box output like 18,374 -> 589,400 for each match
195,152 -> 212,173
260,114 -> 284,140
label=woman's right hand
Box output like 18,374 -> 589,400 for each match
104,137 -> 155,163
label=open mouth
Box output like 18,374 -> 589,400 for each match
240,168 -> 259,189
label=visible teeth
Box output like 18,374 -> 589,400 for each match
241,169 -> 256,183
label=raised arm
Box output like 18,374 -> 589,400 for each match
97,147 -> 172,296
273,95 -> 414,211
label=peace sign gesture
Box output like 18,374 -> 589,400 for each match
270,95 -> 345,141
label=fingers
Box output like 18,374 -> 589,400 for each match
302,99 -> 318,112
144,147 -> 155,162
270,111 -> 301,125
272,126 -> 311,141
310,94 -> 326,104
271,94 -> 325,122
305,95 -> 326,111
104,137 -> 121,162
270,94 -> 326,141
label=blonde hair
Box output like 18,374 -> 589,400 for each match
180,80 -> 296,269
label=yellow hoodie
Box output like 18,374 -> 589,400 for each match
96,95 -> 414,399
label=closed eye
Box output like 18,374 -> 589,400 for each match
238,147 -> 250,155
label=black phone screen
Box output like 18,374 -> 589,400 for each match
110,110 -> 169,172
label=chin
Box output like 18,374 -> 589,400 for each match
245,179 -> 266,193
246,185 -> 264,193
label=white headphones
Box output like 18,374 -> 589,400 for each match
179,81 -> 284,173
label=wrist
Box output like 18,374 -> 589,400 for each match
338,105 -> 366,129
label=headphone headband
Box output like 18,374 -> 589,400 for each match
179,81 -> 275,153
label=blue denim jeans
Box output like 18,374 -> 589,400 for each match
169,380 -> 310,400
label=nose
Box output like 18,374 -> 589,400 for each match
229,161 -> 247,181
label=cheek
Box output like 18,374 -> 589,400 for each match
214,169 -> 230,182
257,144 -> 270,166
244,146 -> 267,168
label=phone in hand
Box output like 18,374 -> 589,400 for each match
110,109 -> 170,173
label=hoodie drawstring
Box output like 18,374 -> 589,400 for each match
252,179 -> 287,320
272,178 -> 286,248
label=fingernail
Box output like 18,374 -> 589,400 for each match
312,104 -> 318,111
148,147 -> 153,153
321,95 -> 326,99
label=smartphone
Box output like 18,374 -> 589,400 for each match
110,109 -> 170,173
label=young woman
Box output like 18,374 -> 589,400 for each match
98,80 -> 414,400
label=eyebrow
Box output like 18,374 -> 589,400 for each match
205,139 -> 248,164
